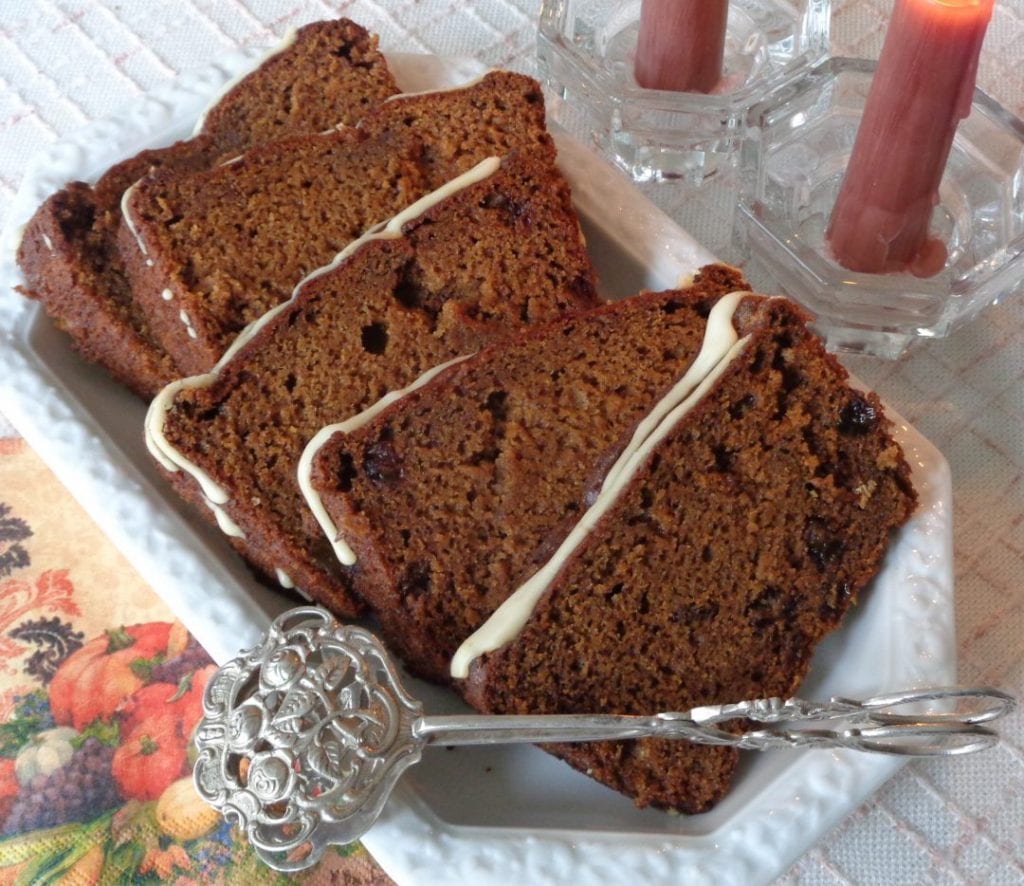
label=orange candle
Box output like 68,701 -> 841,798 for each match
826,0 -> 994,276
634,0 -> 729,93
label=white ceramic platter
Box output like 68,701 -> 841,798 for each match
0,50 -> 954,886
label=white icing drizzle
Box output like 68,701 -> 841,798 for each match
275,568 -> 295,589
294,156 -> 502,294
191,29 -> 299,137
601,291 -> 749,494
42,233 -> 54,252
176,155 -> 501,399
297,354 -> 474,567
161,288 -> 173,301
146,377 -> 230,499
450,291 -> 753,679
120,181 -> 149,257
210,498 -> 246,538
146,373 -> 243,539
382,71 -> 490,102
179,308 -> 198,339
144,157 -> 502,573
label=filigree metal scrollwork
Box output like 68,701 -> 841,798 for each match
194,607 -> 1013,873
193,607 -> 424,871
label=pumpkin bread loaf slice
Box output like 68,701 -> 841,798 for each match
16,144 -> 223,397
123,71 -> 554,375
357,70 -> 555,185
16,18 -> 398,397
145,153 -> 600,616
193,19 -> 398,155
121,127 -> 430,376
303,266 -> 750,682
303,290 -> 917,812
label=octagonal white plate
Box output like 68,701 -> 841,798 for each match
0,48 -> 953,886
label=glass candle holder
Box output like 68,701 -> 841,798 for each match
737,57 -> 1024,359
537,0 -> 831,184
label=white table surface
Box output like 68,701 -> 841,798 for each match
0,2 -> 1021,883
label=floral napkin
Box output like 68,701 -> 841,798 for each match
0,436 -> 391,884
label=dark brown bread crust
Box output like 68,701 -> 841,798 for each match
310,288 -> 917,812
310,267 -> 750,681
156,153 -> 600,615
16,19 -> 398,398
16,142 -> 223,396
124,71 -> 559,374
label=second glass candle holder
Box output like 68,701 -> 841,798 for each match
738,58 -> 1024,358
537,0 -> 831,184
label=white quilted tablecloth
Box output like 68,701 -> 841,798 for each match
1,2 -> 1021,883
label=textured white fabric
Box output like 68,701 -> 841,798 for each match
1,2 -> 1022,883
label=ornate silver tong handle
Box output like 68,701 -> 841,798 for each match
193,607 -> 1015,872
417,686 -> 1012,755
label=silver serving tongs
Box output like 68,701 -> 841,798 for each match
672,686 -> 1012,755
193,607 -> 1015,872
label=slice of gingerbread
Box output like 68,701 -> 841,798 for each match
302,267 -> 750,682
122,71 -> 555,375
303,287 -> 917,812
145,152 -> 600,617
16,18 -> 398,397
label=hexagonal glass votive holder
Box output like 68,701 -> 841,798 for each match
537,0 -> 831,184
739,57 -> 1024,359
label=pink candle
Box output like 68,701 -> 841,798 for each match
826,0 -> 994,276
634,0 -> 729,94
